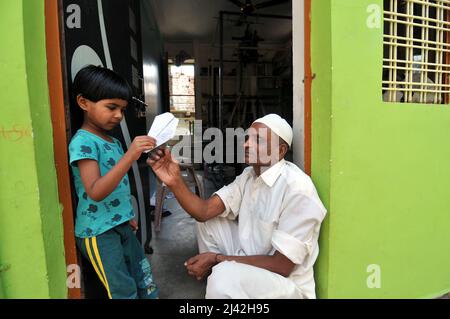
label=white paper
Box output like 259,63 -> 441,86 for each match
146,112 -> 179,152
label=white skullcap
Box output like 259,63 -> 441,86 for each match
253,114 -> 293,147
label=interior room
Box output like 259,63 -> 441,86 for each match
57,0 -> 294,298
143,0 -> 293,299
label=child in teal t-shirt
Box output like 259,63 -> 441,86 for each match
69,65 -> 158,299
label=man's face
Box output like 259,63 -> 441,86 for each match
244,123 -> 281,166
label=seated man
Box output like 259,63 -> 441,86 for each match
147,114 -> 327,299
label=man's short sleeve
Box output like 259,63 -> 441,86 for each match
271,191 -> 327,265
69,134 -> 99,166
213,168 -> 250,220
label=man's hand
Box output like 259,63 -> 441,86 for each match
129,219 -> 139,231
146,148 -> 181,187
184,252 -> 218,281
126,136 -> 156,161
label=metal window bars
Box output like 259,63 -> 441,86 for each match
383,0 -> 450,104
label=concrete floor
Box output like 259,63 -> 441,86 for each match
146,196 -> 207,299
146,169 -> 223,299
145,165 -> 238,299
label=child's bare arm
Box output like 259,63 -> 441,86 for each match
78,136 -> 155,201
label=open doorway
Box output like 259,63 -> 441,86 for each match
47,0 -> 303,299
147,0 -> 294,298
168,61 -> 196,136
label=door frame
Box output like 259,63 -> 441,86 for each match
292,0 -> 311,175
44,0 -> 81,299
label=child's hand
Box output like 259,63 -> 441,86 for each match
129,219 -> 139,231
126,136 -> 156,161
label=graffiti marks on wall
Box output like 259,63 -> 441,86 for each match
0,125 -> 32,142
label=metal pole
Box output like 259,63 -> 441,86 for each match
219,11 -> 224,131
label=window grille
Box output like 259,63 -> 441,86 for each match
383,0 -> 450,104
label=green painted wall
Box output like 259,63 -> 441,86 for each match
312,0 -> 450,298
311,0 -> 332,300
0,0 -> 67,298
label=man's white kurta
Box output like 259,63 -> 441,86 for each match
198,159 -> 327,299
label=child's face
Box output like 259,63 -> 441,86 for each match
78,97 -> 128,131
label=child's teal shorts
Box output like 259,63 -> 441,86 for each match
76,222 -> 159,299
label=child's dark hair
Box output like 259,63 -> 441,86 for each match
72,65 -> 133,102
